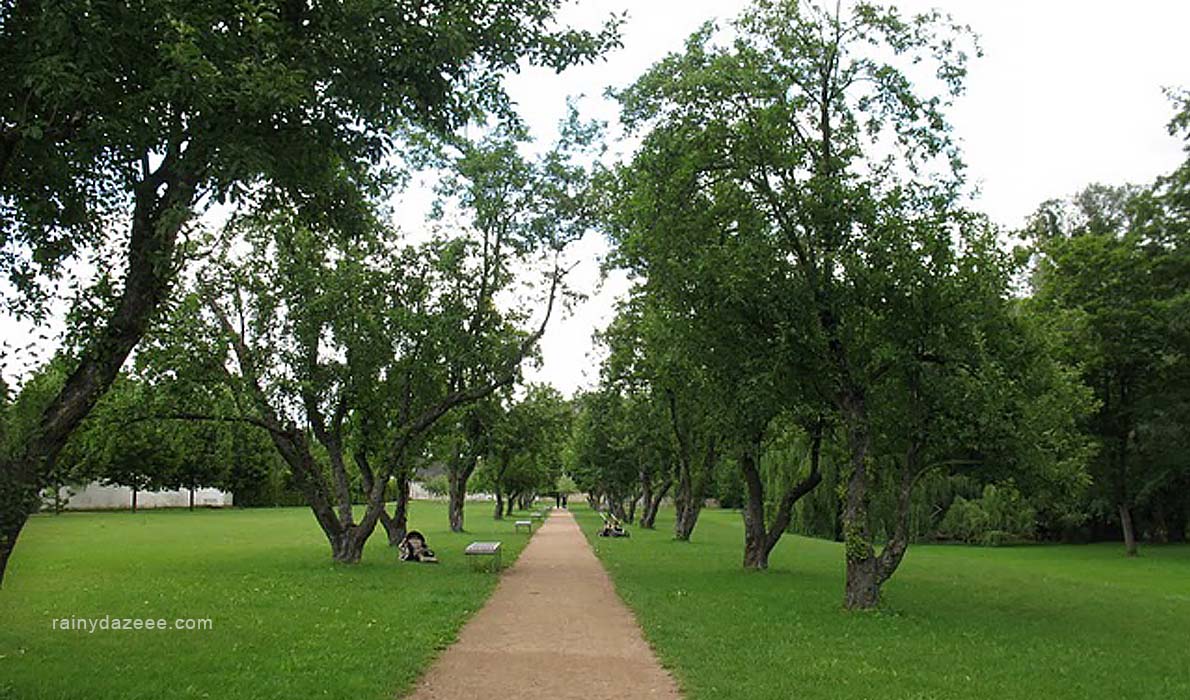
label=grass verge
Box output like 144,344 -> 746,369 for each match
1,502 -> 535,700
576,506 -> 1190,699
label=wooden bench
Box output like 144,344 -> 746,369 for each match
514,520 -> 533,534
464,541 -> 502,571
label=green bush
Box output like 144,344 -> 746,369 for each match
938,484 -> 1036,545
714,458 -> 745,509
421,475 -> 450,498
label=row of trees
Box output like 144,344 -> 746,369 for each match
563,1 -> 1188,610
1027,177 -> 1190,551
2,0 -> 1185,615
1,0 -> 620,584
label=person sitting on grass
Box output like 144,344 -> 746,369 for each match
398,530 -> 439,563
598,512 -> 630,538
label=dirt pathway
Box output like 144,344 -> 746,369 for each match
404,510 -> 681,699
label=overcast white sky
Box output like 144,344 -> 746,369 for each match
511,0 -> 1190,396
2,1 -> 1187,397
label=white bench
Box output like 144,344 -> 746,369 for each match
514,520 -> 533,534
464,541 -> 502,571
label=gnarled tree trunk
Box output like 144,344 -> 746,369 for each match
639,478 -> 670,529
740,421 -> 823,570
674,440 -> 715,541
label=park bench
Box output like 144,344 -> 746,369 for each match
464,541 -> 502,572
514,520 -> 533,534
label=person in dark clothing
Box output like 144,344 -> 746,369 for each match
398,531 -> 438,563
555,492 -> 562,508
561,494 -> 568,509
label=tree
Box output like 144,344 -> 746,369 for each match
1028,181 -> 1189,554
597,297 -> 721,538
478,385 -> 570,519
856,242 -> 1094,581
567,390 -> 639,517
596,303 -> 677,529
0,0 -> 620,585
434,113 -> 602,532
163,106 -> 599,561
608,0 -> 1034,606
184,203 -> 560,562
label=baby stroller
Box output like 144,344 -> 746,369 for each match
598,511 -> 630,538
398,530 -> 439,563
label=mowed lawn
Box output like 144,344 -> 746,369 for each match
0,502 -> 537,700
576,507 -> 1190,700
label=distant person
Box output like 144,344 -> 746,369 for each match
398,531 -> 438,563
555,492 -> 562,508
561,494 -> 568,509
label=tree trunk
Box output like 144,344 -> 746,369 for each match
379,474 -> 409,546
1120,503 -> 1138,557
741,519 -> 771,569
505,495 -> 515,517
674,441 -> 715,541
742,534 -> 771,569
0,518 -> 25,588
446,415 -> 483,532
841,393 -> 880,610
627,495 -> 638,524
448,471 -> 467,533
189,486 -> 195,511
640,480 -> 670,529
639,470 -> 653,526
131,488 -> 139,514
0,152 -> 196,585
740,440 -> 771,569
674,498 -> 701,541
330,527 -> 370,563
608,496 -> 627,521
494,490 -> 504,520
872,446 -> 918,589
740,422 -> 824,571
667,390 -> 708,541
844,555 -> 880,609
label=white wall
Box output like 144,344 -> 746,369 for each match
409,481 -> 494,501
51,482 -> 234,510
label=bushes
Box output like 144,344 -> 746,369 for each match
421,475 -> 450,499
938,484 -> 1036,545
714,457 -> 745,510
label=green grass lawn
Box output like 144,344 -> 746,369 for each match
576,506 -> 1190,700
0,502 -> 540,700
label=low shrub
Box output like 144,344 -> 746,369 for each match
938,484 -> 1036,545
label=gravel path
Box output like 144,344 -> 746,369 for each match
404,510 -> 681,699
